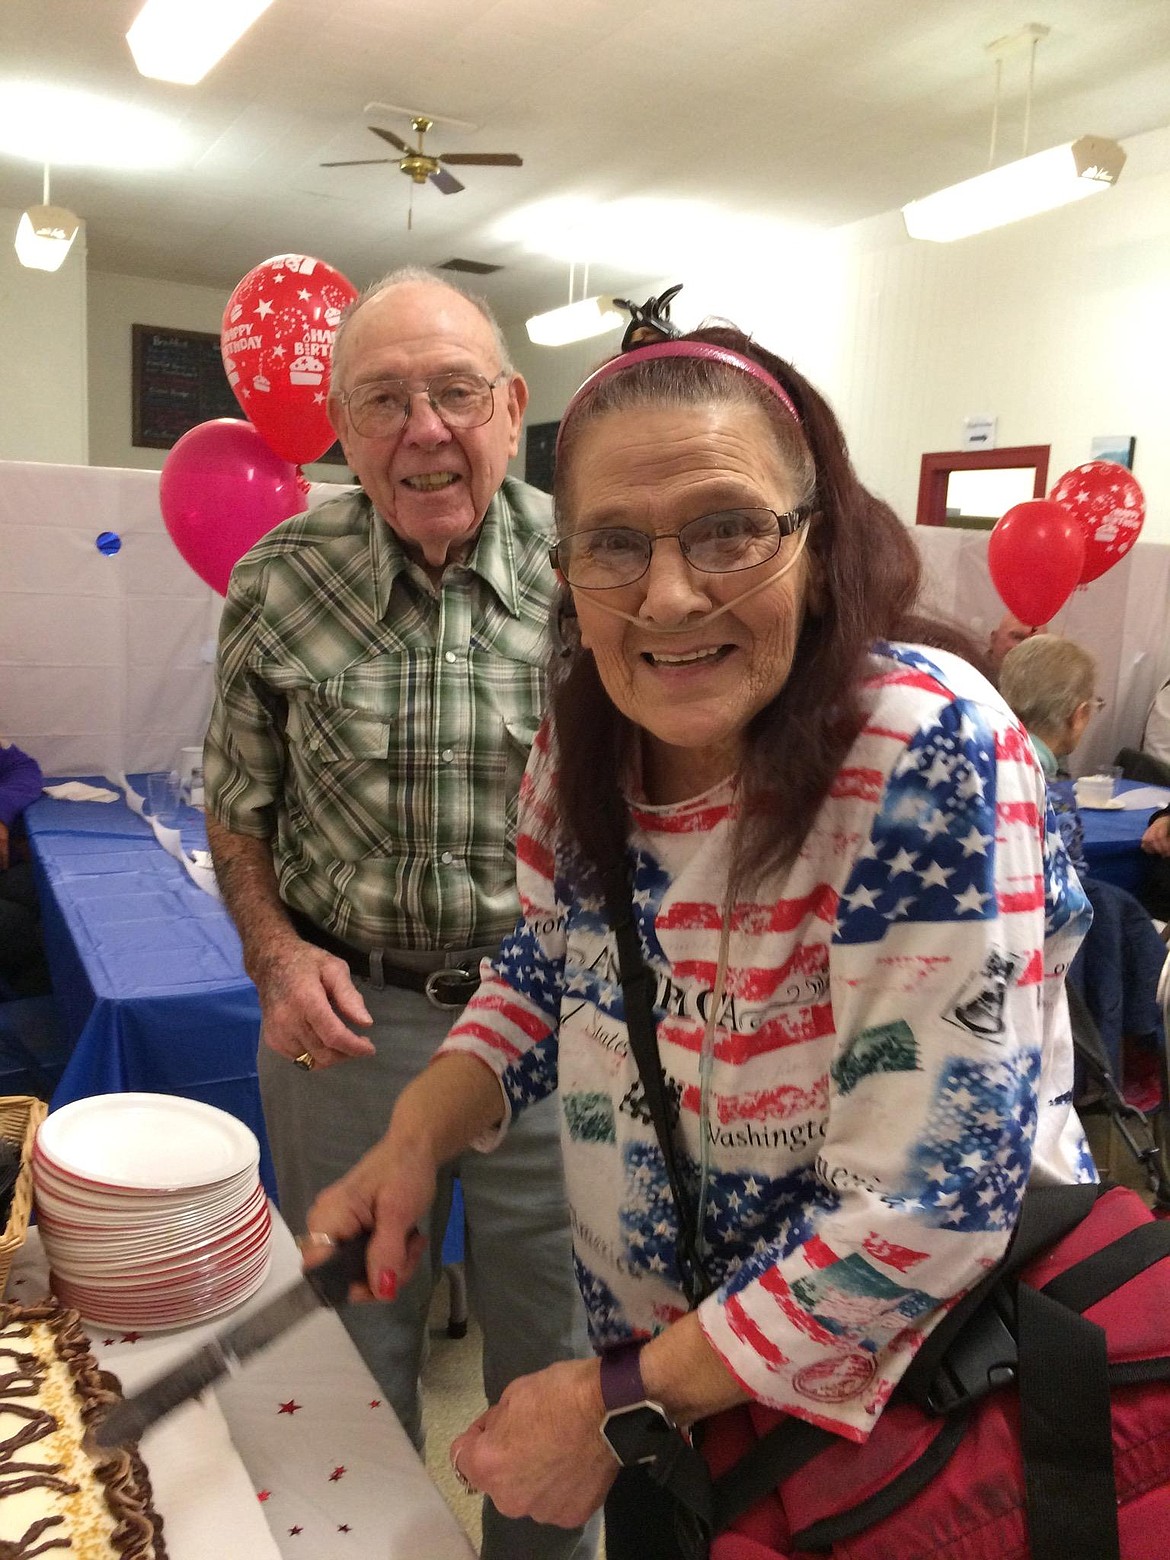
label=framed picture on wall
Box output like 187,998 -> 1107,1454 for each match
1089,435 -> 1136,469
131,323 -> 348,461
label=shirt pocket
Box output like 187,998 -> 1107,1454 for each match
285,693 -> 394,859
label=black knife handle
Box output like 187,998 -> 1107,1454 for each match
303,1232 -> 372,1306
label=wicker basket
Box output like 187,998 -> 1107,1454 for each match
0,1095 -> 47,1297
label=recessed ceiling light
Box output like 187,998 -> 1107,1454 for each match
0,82 -> 187,168
127,0 -> 276,87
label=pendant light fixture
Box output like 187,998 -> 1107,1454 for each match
902,23 -> 1125,243
14,165 -> 80,272
526,261 -> 623,347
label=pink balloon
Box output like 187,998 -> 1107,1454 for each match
988,499 -> 1086,627
221,254 -> 357,465
1048,460 -> 1146,584
160,419 -> 307,595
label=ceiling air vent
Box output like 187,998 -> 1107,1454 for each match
439,257 -> 502,275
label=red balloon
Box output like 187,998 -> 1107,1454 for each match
221,254 -> 358,465
987,499 -> 1086,627
160,419 -> 307,595
1048,461 -> 1145,584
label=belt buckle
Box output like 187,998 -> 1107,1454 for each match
424,967 -> 477,1010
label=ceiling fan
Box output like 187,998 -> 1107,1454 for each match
321,116 -> 522,227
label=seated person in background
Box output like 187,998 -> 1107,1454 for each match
987,610 -> 1045,679
1000,637 -> 1166,1086
997,634 -> 1097,786
0,736 -> 50,999
1141,675 -> 1170,769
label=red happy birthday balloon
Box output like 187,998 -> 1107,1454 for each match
221,255 -> 358,465
1048,460 -> 1145,585
988,498 -> 1086,627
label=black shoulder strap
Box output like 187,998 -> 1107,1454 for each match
602,861 -> 713,1307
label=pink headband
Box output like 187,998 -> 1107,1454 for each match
555,340 -> 803,460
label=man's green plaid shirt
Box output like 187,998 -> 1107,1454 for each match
205,478 -> 554,952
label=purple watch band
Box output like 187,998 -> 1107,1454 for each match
599,1340 -> 648,1412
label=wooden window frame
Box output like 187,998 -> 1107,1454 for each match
915,445 -> 1050,527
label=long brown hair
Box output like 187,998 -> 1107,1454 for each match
550,325 -> 979,886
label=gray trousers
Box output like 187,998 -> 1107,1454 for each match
259,976 -> 597,1560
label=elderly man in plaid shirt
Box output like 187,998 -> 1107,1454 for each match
205,269 -> 594,1560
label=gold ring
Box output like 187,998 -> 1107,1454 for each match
450,1449 -> 479,1497
293,1051 -> 315,1071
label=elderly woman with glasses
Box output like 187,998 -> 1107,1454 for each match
306,300 -> 1095,1555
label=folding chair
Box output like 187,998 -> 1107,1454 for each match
1069,977 -> 1170,1211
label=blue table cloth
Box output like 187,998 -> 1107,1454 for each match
1080,779 -> 1170,896
25,780 -> 274,1196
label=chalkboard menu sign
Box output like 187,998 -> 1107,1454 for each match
132,323 -> 347,462
132,324 -> 244,449
524,420 -> 559,494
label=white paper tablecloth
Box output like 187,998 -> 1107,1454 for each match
10,1213 -> 475,1560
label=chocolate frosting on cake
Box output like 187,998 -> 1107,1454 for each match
0,1304 -> 167,1559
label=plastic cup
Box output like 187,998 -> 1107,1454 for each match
146,770 -> 182,825
1075,770 -> 1119,808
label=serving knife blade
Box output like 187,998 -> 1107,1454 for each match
93,1233 -> 369,1448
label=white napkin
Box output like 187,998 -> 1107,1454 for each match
139,1393 -> 282,1560
42,781 -> 121,802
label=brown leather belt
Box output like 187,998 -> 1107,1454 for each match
289,909 -> 486,1009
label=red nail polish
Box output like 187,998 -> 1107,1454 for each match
378,1270 -> 398,1300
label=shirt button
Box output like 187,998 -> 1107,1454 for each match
441,749 -> 454,763
444,651 -> 457,664
440,850 -> 454,865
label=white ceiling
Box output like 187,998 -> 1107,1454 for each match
3,0 -> 1170,319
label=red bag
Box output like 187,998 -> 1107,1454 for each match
690,1184 -> 1170,1560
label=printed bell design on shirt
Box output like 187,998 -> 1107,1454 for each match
944,949 -> 1026,1039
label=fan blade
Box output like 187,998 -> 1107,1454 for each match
369,125 -> 412,154
320,158 -> 397,167
439,153 -> 523,167
429,167 -> 465,195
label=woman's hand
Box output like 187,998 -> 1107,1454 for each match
301,1054 -> 507,1302
303,1132 -> 434,1301
450,1359 -> 617,1528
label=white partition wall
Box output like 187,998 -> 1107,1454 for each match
913,527 -> 1170,776
0,460 -> 350,777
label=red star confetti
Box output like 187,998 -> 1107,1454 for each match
120,1333 -> 143,1344
288,1527 -> 303,1537
257,1491 -> 271,1503
329,1466 -> 347,1482
338,1524 -> 351,1533
368,1400 -> 381,1409
103,1339 -> 116,1347
278,1400 -> 303,1415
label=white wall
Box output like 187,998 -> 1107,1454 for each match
87,269 -> 349,484
0,205 -> 88,464
505,125 -> 1170,542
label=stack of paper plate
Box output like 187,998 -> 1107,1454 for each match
33,1094 -> 270,1329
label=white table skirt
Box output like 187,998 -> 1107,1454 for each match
10,1211 -> 476,1560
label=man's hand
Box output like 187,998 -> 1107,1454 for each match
0,819 -> 8,873
253,938 -> 375,1069
450,1360 -> 616,1528
1142,815 -> 1170,857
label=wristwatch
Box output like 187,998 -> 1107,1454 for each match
599,1340 -> 678,1468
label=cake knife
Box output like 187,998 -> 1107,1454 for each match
93,1233 -> 370,1448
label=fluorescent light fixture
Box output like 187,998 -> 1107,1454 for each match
127,0 -> 276,85
14,205 -> 80,271
526,296 -> 623,347
0,82 -> 187,168
902,136 -> 1125,242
